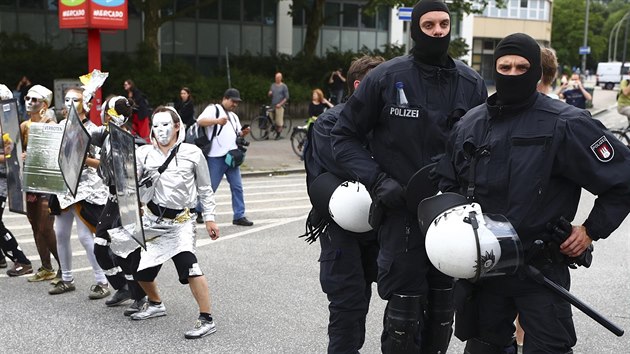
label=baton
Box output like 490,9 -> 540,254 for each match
526,265 -> 624,337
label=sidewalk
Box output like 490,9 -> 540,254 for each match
240,81 -> 619,177
239,135 -> 306,177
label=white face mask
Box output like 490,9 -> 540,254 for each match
25,93 -> 45,113
152,112 -> 175,146
64,91 -> 83,114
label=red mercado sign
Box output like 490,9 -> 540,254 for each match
59,0 -> 128,30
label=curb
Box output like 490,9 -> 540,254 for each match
241,168 -> 305,178
591,104 -> 616,117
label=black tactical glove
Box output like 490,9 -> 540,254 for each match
371,173 -> 405,209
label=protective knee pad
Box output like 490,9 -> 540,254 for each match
422,287 -> 455,354
382,294 -> 423,354
0,229 -> 20,261
93,242 -> 113,269
464,338 -> 516,354
1,229 -> 18,249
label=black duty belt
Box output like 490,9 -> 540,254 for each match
147,201 -> 184,219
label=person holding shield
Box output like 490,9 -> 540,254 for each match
131,106 -> 220,340
47,87 -> 111,299
91,95 -> 149,316
19,84 -> 60,282
0,84 -> 33,276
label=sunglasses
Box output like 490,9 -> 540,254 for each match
24,96 -> 42,103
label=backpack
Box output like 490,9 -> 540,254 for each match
185,104 -> 220,156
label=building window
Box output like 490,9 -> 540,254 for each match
376,5 -> 389,31
292,6 -> 303,26
19,0 -> 44,9
520,0 -> 528,8
342,3 -> 358,27
0,0 -> 15,8
324,2 -> 340,26
199,1 -> 218,19
244,0 -> 262,23
222,0 -> 240,21
263,0 -> 276,25
361,10 -> 376,29
176,0 -> 197,19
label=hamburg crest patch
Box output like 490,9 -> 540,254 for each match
590,136 -> 614,162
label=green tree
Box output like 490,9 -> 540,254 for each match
291,0 -> 505,58
130,0 -> 217,69
551,0 -> 629,72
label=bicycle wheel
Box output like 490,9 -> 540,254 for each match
250,116 -> 270,141
280,117 -> 293,139
290,128 -> 307,158
610,129 -> 630,147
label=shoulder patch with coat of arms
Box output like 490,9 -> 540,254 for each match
590,136 -> 614,162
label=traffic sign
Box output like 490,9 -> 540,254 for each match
397,7 -> 412,21
579,46 -> 591,55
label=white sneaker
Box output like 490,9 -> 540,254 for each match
184,319 -> 217,339
130,301 -> 166,320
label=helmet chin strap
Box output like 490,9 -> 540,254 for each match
464,211 -> 482,282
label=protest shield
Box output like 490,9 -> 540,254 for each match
0,99 -> 26,214
58,104 -> 91,198
23,122 -> 67,194
109,123 -> 146,249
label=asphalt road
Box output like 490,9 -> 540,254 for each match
1,172 -> 629,353
3,83 -> 630,353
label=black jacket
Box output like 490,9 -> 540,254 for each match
437,92 -> 630,245
330,55 -> 487,191
305,104 -> 351,188
175,99 -> 195,128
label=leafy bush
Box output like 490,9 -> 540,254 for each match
0,32 -> 405,112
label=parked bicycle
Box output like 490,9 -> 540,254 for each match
610,123 -> 630,147
250,105 -> 292,141
290,116 -> 317,158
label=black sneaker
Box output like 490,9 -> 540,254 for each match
106,287 -> 132,307
124,297 -> 148,317
232,217 -> 253,226
0,257 -> 7,268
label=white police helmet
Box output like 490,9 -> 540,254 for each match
418,193 -> 523,281
329,180 -> 373,233
309,172 -> 373,234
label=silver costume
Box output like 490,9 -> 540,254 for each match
133,131 -> 216,271
56,120 -> 108,209
0,151 -> 7,197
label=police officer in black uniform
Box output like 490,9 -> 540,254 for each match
435,32 -> 630,353
304,55 -> 384,354
330,1 -> 487,352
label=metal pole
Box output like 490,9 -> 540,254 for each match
226,47 -> 232,88
622,16 -> 630,71
609,21 -> 621,62
614,12 -> 630,62
581,0 -> 590,75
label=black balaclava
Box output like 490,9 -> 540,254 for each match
410,0 -> 451,66
493,33 -> 542,105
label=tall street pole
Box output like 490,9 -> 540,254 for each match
581,0 -> 590,74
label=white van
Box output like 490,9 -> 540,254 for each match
596,62 -> 630,90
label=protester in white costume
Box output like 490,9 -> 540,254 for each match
48,87 -> 111,299
131,106 -> 220,340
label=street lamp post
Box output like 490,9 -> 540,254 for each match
609,20 -> 622,61
581,0 -> 590,74
612,12 -> 630,62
